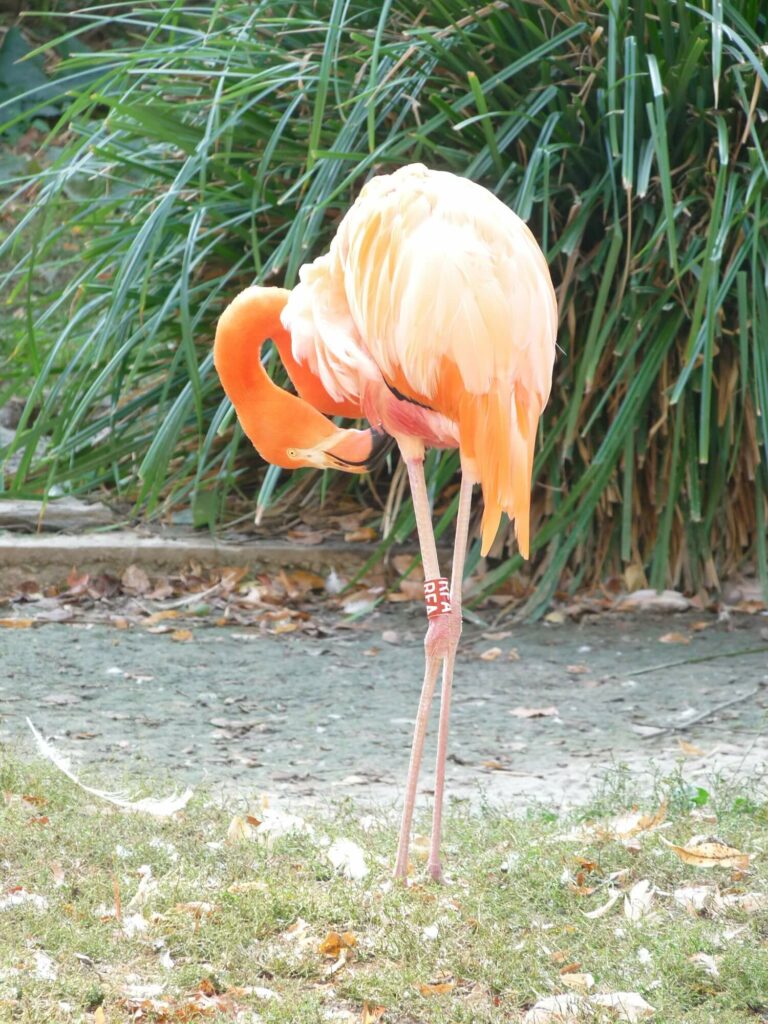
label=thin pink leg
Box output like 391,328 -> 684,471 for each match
394,456 -> 442,881
427,472 -> 474,881
393,655 -> 441,879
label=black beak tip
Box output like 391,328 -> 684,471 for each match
323,428 -> 394,472
364,428 -> 394,471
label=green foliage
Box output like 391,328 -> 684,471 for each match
0,27 -> 58,128
1,0 -> 767,613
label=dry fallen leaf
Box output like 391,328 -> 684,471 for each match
344,526 -> 377,543
544,610 -> 566,624
616,588 -> 689,613
419,978 -> 456,996
480,646 -> 503,661
144,609 -> 180,625
288,527 -> 330,545
282,569 -> 326,595
567,880 -> 596,896
677,739 -> 707,757
121,564 -> 151,594
175,901 -> 216,918
361,1003 -> 386,1023
22,793 -> 47,807
94,1007 -> 106,1023
273,621 -> 299,634
226,815 -> 256,843
603,802 -> 667,841
120,979 -> 245,1020
397,578 -> 424,601
282,917 -> 311,944
411,834 -> 430,863
624,879 -> 654,922
659,631 -> 690,644
590,991 -> 655,1021
0,618 -> 35,629
713,891 -> 768,914
171,628 -> 193,642
661,836 -> 750,869
318,930 -> 357,958
510,706 -> 559,719
560,972 -> 595,994
583,889 -> 622,920
673,884 -> 715,913
392,553 -> 424,577
624,563 -> 648,592
524,992 -> 586,1022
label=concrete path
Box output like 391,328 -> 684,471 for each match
2,607 -> 767,810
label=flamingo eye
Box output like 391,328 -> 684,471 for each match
287,448 -> 297,459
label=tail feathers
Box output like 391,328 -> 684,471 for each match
459,388 -> 538,558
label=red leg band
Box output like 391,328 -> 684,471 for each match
424,577 -> 451,617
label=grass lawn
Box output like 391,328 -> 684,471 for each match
1,752 -> 766,1023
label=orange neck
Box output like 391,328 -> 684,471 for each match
213,286 -> 368,470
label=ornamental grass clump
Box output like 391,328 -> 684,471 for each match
1,0 -> 766,613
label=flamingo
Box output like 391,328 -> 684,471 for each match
213,164 -> 557,881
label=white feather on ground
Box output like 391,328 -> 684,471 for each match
27,718 -> 193,816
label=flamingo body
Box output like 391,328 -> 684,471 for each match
213,164 -> 557,880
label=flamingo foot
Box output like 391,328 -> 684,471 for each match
427,857 -> 444,883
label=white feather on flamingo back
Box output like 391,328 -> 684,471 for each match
283,257 -> 378,403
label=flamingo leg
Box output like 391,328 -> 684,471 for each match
427,472 -> 474,882
393,654 -> 442,879
394,456 -> 443,881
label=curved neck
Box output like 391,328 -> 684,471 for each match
213,286 -> 337,468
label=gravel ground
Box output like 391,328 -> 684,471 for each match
2,607 -> 767,810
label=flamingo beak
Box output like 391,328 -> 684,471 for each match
291,428 -> 393,474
